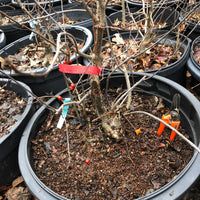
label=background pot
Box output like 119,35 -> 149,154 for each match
179,3 -> 200,41
45,4 -> 92,32
84,30 -> 191,86
68,0 -> 123,16
11,0 -> 68,8
0,78 -> 34,187
0,25 -> 93,96
187,35 -> 200,95
0,0 -> 11,6
18,73 -> 200,199
107,7 -> 179,35
0,29 -> 6,49
0,8 -> 31,45
126,0 -> 185,9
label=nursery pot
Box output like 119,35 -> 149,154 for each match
68,0 -> 122,16
11,0 -> 68,8
0,29 -> 6,49
126,0 -> 184,9
18,73 -> 200,199
107,7 -> 179,35
0,0 -> 11,7
0,78 -> 34,187
46,4 -> 92,32
179,3 -> 200,41
187,35 -> 200,95
0,8 -> 31,45
0,25 -> 93,96
84,30 -> 191,86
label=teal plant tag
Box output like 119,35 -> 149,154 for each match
57,98 -> 71,129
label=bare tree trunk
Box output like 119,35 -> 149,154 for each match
140,0 -> 154,52
89,0 -> 122,140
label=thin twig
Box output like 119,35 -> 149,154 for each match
55,91 -> 90,114
112,75 -> 147,110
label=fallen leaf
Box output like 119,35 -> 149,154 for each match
135,128 -> 142,135
12,176 -> 24,188
5,187 -> 32,200
112,33 -> 125,45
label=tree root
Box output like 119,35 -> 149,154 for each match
102,114 -> 123,141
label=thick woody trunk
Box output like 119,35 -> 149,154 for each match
90,0 -> 122,140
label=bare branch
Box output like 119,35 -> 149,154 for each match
55,91 -> 91,114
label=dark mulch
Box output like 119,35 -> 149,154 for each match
0,85 -> 26,138
31,91 -> 193,199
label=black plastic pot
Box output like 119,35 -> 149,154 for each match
179,3 -> 200,41
0,0 -> 11,6
68,0 -> 123,16
187,35 -> 200,94
84,30 -> 191,86
105,3 -> 124,16
46,4 -> 92,32
18,73 -> 200,199
107,7 -> 179,35
0,8 -> 31,45
126,0 -> 184,9
0,25 -> 93,96
0,78 -> 34,187
0,29 -> 6,49
11,0 -> 68,8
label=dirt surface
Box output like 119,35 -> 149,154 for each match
0,85 -> 26,138
31,91 -> 193,199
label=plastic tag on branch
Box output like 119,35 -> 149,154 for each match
29,20 -> 37,40
57,98 -> 71,129
59,64 -> 102,75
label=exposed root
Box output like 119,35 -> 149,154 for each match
102,114 -> 123,141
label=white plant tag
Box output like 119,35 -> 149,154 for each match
29,20 -> 37,40
57,98 -> 71,129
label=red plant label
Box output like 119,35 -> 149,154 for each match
59,64 -> 102,75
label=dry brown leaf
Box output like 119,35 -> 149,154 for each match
12,176 -> 24,188
0,56 -> 5,65
5,187 -> 32,200
112,33 -> 125,45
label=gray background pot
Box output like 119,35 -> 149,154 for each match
187,35 -> 200,95
126,0 -> 186,9
179,3 -> 200,41
45,4 -> 93,32
11,0 -> 68,8
18,73 -> 200,199
107,7 -> 179,35
0,25 -> 93,96
0,29 -> 6,49
84,30 -> 191,86
0,8 -> 31,45
0,78 -> 35,187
